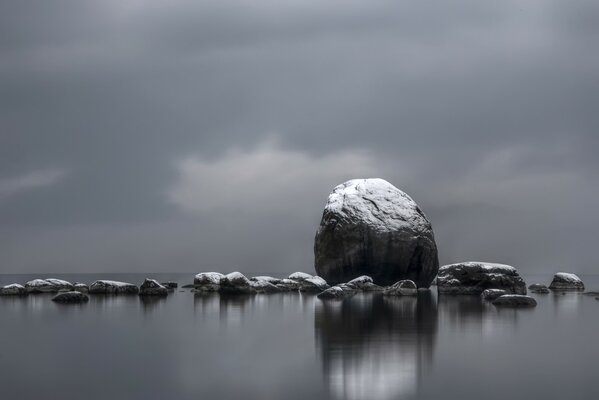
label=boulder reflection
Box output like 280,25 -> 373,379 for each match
315,292 -> 438,400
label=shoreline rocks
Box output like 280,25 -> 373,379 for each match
218,272 -> 253,294
437,262 -> 527,295
89,280 -> 139,294
25,278 -> 73,293
492,295 -> 537,308
314,178 -> 439,287
193,272 -> 225,292
548,273 -> 584,290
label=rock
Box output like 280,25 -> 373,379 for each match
275,279 -> 302,291
317,284 -> 357,300
437,262 -> 527,295
288,272 -> 314,282
548,272 -> 584,290
531,287 -> 550,294
250,280 -> 281,294
431,276 -> 438,285
250,276 -> 282,285
73,283 -> 89,293
139,279 -> 169,296
52,291 -> 89,303
181,284 -> 194,289
481,289 -> 507,301
347,275 -> 384,291
492,295 -> 537,308
219,272 -> 253,294
314,179 -> 438,287
193,272 -> 225,292
299,276 -> 330,293
89,280 -> 139,294
383,280 -> 418,296
528,283 -> 548,290
25,278 -> 73,293
0,284 -> 28,296
582,291 -> 599,296
161,281 -> 178,289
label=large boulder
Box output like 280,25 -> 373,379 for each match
0,284 -> 28,296
549,272 -> 584,290
193,272 -> 225,292
437,262 -> 527,295
25,278 -> 73,293
314,179 -> 438,287
89,280 -> 139,294
219,272 -> 253,294
139,279 -> 169,296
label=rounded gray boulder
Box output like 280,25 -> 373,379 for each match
314,179 -> 438,287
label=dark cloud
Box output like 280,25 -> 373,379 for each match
1,0 -> 598,273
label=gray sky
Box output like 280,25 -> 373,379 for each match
1,0 -> 598,274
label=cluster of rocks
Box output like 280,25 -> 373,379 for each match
192,271 -> 330,295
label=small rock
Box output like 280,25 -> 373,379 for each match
181,284 -> 194,289
73,283 -> 89,293
528,283 -> 548,290
250,276 -> 282,285
139,279 -> 169,296
25,278 -> 73,293
89,280 -> 139,294
492,295 -> 537,307
288,272 -> 314,282
0,283 -> 28,296
52,291 -> 89,303
549,272 -> 584,290
275,279 -> 302,291
437,262 -> 527,295
317,285 -> 357,300
219,272 -> 253,294
582,291 -> 599,296
383,280 -> 418,296
250,280 -> 281,294
194,272 -> 225,292
481,289 -> 507,301
299,276 -> 330,293
161,281 -> 178,289
347,276 -> 383,291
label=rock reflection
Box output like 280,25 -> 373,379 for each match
315,292 -> 438,400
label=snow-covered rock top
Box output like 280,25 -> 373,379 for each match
89,280 -> 139,294
0,283 -> 27,295
25,278 -> 73,292
289,272 -> 314,281
322,178 -> 431,232
554,272 -> 582,283
439,261 -> 517,274
250,276 -> 281,284
194,272 -> 225,286
549,272 -> 584,290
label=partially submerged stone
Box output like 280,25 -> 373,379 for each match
52,291 -> 89,303
549,273 -> 584,290
250,276 -> 282,285
25,278 -> 73,293
161,281 -> 178,289
73,283 -> 89,293
347,276 -> 383,291
383,280 -> 418,296
275,279 -> 302,292
298,276 -> 330,293
531,287 -> 550,294
492,295 -> 537,307
288,272 -> 314,282
139,279 -> 169,296
437,262 -> 527,295
250,280 -> 281,294
89,280 -> 139,294
194,272 -> 225,291
481,289 -> 507,301
219,272 -> 253,294
0,283 -> 28,296
528,283 -> 548,290
317,284 -> 357,300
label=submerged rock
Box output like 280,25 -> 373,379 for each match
317,284 -> 357,300
531,287 -> 550,294
314,178 -> 439,287
250,280 -> 281,294
139,279 -> 169,296
481,289 -> 507,301
219,272 -> 253,294
0,283 -> 28,296
193,272 -> 225,292
549,273 -> 584,290
161,281 -> 178,289
437,262 -> 527,295
89,280 -> 139,294
528,283 -> 548,290
383,280 -> 418,296
492,295 -> 537,308
52,291 -> 89,303
25,278 -> 73,293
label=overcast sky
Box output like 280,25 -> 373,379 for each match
1,0 -> 598,275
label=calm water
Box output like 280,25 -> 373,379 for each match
1,273 -> 598,400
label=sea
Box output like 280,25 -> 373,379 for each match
1,273 -> 598,400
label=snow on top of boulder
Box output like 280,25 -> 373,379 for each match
194,272 -> 225,284
554,272 -> 582,282
439,261 -> 517,274
92,280 -> 136,287
323,178 -> 430,232
289,272 -> 314,281
45,278 -> 72,286
3,283 -> 25,289
25,279 -> 50,287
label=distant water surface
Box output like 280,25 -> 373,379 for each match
0,273 -> 598,400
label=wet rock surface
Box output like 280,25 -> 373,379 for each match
314,179 -> 439,287
437,262 -> 527,295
